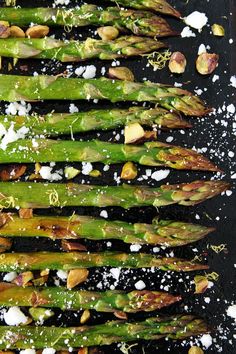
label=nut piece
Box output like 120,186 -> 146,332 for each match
97,26 -> 119,40
78,349 -> 88,354
64,166 -> 80,180
196,53 -> 219,75
0,21 -> 10,38
121,162 -> 138,180
13,271 -> 34,287
67,268 -> 89,289
89,169 -> 101,177
188,346 -> 204,354
194,275 -> 209,294
169,51 -> 187,74
108,67 -> 135,82
0,237 -> 12,252
124,123 -> 145,144
62,240 -> 87,252
29,307 -> 54,322
114,311 -> 128,320
80,309 -> 91,324
26,25 -> 49,38
211,24 -> 225,37
0,164 -> 27,181
19,208 -> 33,219
10,26 -> 25,38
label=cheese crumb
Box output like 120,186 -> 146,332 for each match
181,26 -> 196,38
3,272 -> 17,282
20,350 -> 36,354
42,349 -> 56,354
184,11 -> 208,31
227,304 -> 236,322
39,166 -> 63,181
4,306 -> 28,326
135,280 -> 146,290
130,244 -> 142,252
151,170 -> 170,181
200,334 -> 213,349
57,270 -> 68,280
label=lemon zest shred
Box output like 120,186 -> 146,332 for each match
120,343 -> 138,354
205,272 -> 220,281
143,50 -> 172,70
47,189 -> 60,207
210,244 -> 227,254
0,196 -> 17,209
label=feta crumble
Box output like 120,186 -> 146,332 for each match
4,306 -> 28,326
184,11 -> 208,31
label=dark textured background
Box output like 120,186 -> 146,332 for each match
0,0 -> 235,353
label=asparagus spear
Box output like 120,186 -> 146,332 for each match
109,0 -> 181,17
0,251 -> 208,272
0,282 -> 181,312
0,5 -> 176,37
0,36 -> 166,62
0,75 -> 211,116
0,107 -> 191,135
0,315 -> 208,349
0,213 -> 214,246
0,180 -> 228,209
0,139 -> 219,171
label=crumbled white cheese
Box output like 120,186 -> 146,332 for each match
69,103 -> 79,113
5,101 -> 32,116
3,272 -> 17,282
54,0 -> 70,5
56,270 -> 68,280
0,124 -> 29,150
39,166 -> 63,181
82,162 -> 93,175
227,304 -> 236,321
227,104 -> 236,114
135,280 -> 146,290
100,210 -> 108,219
198,44 -> 207,55
151,170 -> 170,181
184,11 -> 208,31
230,75 -> 236,88
181,26 -> 196,38
75,66 -> 85,77
110,268 -> 121,282
20,350 -> 36,354
4,306 -> 28,326
212,75 -> 219,83
42,349 -> 56,354
130,244 -> 142,252
82,65 -> 97,79
200,334 -> 213,349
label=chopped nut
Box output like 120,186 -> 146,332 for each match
89,170 -> 101,177
19,208 -> 33,219
0,21 -> 10,38
108,67 -> 135,82
143,131 -> 157,141
26,25 -> 49,38
64,166 -> 80,180
168,51 -> 187,74
13,271 -> 34,287
0,237 -> 12,252
194,275 -> 209,294
33,275 -> 48,286
29,307 -> 54,322
10,25 -> 25,38
78,349 -> 88,354
0,164 -> 26,181
211,24 -> 225,36
80,309 -> 91,324
40,269 -> 50,276
188,346 -> 204,354
67,268 -> 89,289
196,53 -> 219,75
97,26 -> 119,40
124,123 -> 145,144
121,162 -> 137,180
62,240 -> 87,252
114,311 -> 128,320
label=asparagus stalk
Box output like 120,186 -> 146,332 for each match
0,180 -> 228,209
0,213 -> 214,246
109,0 -> 181,17
0,315 -> 208,349
0,75 -> 211,116
0,5 -> 177,37
0,251 -> 208,272
0,282 -> 181,312
0,36 -> 166,62
0,139 -> 219,171
0,107 -> 191,135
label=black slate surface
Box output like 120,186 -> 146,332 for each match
0,0 -> 235,353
